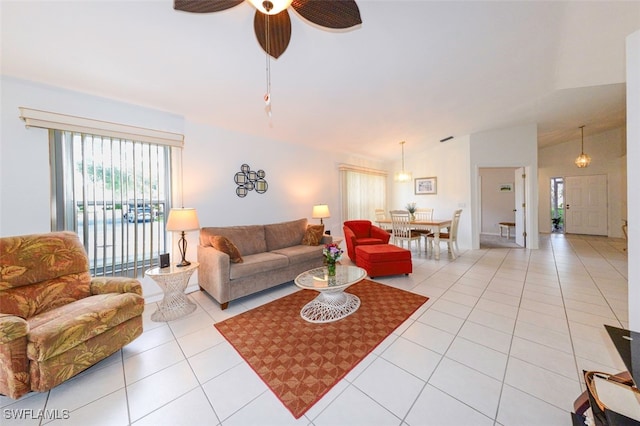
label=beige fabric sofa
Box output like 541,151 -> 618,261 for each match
198,218 -> 331,309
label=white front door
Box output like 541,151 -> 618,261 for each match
514,167 -> 526,247
565,174 -> 608,236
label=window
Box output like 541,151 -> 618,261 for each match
19,107 -> 183,278
339,164 -> 387,222
51,130 -> 172,276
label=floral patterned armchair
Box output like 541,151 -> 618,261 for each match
0,232 -> 144,399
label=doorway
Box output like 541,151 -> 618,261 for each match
550,177 -> 564,233
478,167 -> 523,248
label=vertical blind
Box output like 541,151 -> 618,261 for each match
19,107 -> 184,278
339,164 -> 387,222
51,130 -> 172,277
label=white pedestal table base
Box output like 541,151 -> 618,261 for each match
149,267 -> 198,322
300,290 -> 361,323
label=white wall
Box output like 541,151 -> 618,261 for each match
469,124 -> 539,249
479,168 -> 517,234
390,136 -> 472,251
538,127 -> 627,238
627,30 -> 640,331
182,120 -> 385,234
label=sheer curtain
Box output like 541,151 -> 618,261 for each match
339,164 -> 387,222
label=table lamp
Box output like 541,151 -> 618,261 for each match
312,204 -> 330,225
166,207 -> 200,267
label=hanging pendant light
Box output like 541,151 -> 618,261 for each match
394,141 -> 412,182
575,125 -> 591,168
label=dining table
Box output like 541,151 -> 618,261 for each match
376,218 -> 452,260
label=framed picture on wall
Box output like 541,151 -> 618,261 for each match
415,177 -> 437,195
499,183 -> 513,192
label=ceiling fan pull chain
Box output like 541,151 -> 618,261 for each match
263,13 -> 272,119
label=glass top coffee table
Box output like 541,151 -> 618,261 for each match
294,265 -> 366,323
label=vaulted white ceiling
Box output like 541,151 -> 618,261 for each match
1,1 -> 638,159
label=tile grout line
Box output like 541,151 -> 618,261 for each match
491,247 -> 532,426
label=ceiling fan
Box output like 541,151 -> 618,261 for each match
174,0 -> 362,59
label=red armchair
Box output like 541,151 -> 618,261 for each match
343,220 -> 391,262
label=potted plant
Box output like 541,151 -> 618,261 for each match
405,202 -> 417,221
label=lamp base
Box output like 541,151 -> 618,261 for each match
176,231 -> 191,267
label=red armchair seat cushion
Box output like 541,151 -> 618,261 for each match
356,237 -> 387,246
27,292 -> 145,362
355,244 -> 412,278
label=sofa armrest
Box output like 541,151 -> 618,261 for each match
197,245 -> 231,307
90,277 -> 143,296
320,235 -> 333,245
0,314 -> 28,344
0,314 -> 30,399
370,225 -> 392,243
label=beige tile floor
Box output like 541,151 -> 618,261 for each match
0,233 -> 629,426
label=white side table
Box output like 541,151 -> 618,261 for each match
146,262 -> 198,322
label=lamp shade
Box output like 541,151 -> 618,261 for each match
166,208 -> 200,232
312,204 -> 331,219
575,153 -> 592,168
394,171 -> 412,182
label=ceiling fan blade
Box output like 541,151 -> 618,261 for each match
254,10 -> 291,59
174,0 -> 244,13
291,0 -> 362,29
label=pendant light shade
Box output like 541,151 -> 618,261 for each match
394,141 -> 412,182
575,125 -> 591,168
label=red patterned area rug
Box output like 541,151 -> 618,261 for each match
214,279 -> 428,418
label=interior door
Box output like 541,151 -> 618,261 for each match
565,175 -> 608,235
514,167 -> 526,247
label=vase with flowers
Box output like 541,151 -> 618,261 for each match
323,243 -> 343,276
405,202 -> 417,221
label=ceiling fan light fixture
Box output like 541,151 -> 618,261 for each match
574,125 -> 591,168
248,0 -> 292,15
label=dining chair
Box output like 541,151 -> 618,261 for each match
374,208 -> 392,232
427,209 -> 462,259
414,208 -> 434,252
390,209 -> 422,253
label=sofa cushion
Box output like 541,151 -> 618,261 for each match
265,218 -> 307,251
26,292 -> 145,362
301,224 -> 324,246
209,235 -> 243,263
200,225 -> 266,256
229,252 -> 289,280
271,245 -> 324,265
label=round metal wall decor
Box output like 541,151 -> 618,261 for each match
235,164 -> 268,197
